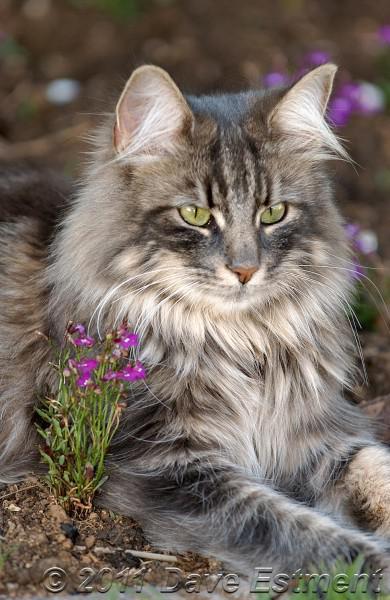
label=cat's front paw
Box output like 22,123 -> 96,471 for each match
309,523 -> 389,576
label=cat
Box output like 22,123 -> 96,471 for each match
1,63 -> 390,579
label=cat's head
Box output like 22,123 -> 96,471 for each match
55,63 -> 351,329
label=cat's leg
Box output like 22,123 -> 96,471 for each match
341,444 -> 390,538
99,460 -> 388,576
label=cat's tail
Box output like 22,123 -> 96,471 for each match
99,460 -> 389,582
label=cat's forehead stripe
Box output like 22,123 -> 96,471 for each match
208,126 -> 267,212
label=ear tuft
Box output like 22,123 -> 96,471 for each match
269,64 -> 349,161
114,65 -> 193,162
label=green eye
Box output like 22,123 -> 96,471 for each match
179,206 -> 211,227
260,202 -> 286,225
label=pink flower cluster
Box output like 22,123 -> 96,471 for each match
66,323 -> 146,388
102,361 -> 146,384
68,323 -> 94,348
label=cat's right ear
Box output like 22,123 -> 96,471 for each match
113,65 -> 193,161
268,64 -> 349,161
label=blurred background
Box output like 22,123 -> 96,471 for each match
0,0 -> 389,424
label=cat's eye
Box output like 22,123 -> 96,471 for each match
260,202 -> 286,225
179,206 -> 211,227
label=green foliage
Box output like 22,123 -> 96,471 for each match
375,46 -> 390,110
35,323 -> 144,514
256,557 -> 389,600
352,282 -> 382,331
346,224 -> 389,332
0,37 -> 27,60
15,99 -> 39,121
0,542 -> 16,572
0,544 -> 9,571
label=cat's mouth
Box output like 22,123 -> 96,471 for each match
199,279 -> 270,312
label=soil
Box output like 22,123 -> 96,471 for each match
0,479 -> 221,598
0,0 -> 389,597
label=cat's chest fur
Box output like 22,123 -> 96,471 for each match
129,302 -> 334,486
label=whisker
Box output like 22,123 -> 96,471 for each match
324,251 -> 388,272
89,266 -> 187,336
295,263 -> 390,327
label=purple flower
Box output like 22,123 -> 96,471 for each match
329,80 -> 385,127
352,262 -> 365,280
344,223 -> 361,239
338,83 -> 362,110
118,361 -> 146,382
378,25 -> 390,45
115,330 -> 138,349
69,323 -> 86,335
76,358 -> 99,373
263,72 -> 290,88
76,372 -> 93,387
328,96 -> 353,127
304,50 -> 331,66
74,335 -> 95,348
344,223 -> 378,256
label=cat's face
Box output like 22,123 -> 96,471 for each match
75,65 -> 349,322
112,128 -> 339,314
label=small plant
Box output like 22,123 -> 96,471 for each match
36,322 -> 146,514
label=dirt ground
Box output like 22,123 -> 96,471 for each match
0,0 -> 390,597
0,478 -> 221,598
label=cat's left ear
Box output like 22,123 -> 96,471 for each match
269,64 -> 348,160
114,65 -> 193,161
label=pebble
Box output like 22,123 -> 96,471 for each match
84,535 -> 96,549
62,539 -> 73,550
48,503 -> 68,522
34,533 -> 48,545
80,554 -> 92,564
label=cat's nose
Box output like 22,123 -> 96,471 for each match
227,264 -> 259,284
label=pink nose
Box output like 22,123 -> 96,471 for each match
228,265 -> 258,284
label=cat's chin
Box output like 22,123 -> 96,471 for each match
204,285 -> 268,314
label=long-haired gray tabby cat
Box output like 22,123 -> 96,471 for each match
1,63 -> 390,577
